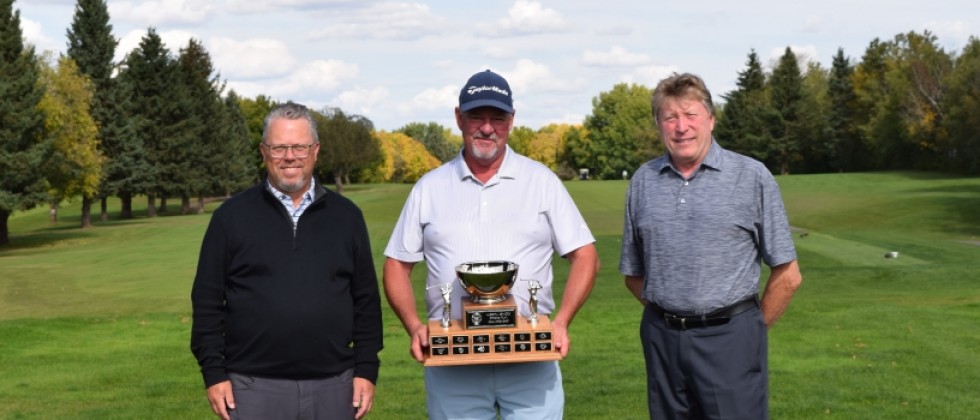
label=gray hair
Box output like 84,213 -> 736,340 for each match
262,102 -> 319,143
651,73 -> 715,124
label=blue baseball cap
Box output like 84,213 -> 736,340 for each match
459,69 -> 514,113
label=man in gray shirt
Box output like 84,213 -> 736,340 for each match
620,73 -> 802,419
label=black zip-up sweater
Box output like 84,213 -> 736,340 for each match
191,181 -> 383,388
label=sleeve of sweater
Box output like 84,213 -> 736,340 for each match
190,211 -> 231,388
349,208 -> 384,384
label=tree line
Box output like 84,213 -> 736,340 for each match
3,0 -> 978,245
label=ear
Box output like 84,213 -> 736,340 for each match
454,107 -> 464,131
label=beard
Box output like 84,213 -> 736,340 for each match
468,135 -> 502,162
271,171 -> 308,193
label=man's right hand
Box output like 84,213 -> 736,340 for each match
409,322 -> 430,363
206,380 -> 235,420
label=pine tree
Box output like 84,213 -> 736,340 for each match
715,50 -> 779,167
66,0 -> 119,224
769,47 -> 805,174
0,0 -> 49,245
119,28 -> 180,216
827,48 -> 865,172
174,38 -> 217,213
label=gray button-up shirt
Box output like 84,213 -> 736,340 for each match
619,141 -> 797,315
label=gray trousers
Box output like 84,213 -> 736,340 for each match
228,369 -> 354,420
640,304 -> 769,420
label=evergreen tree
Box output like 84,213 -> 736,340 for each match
175,38 -> 220,214
715,50 -> 779,166
98,75 -> 149,219
0,0 -> 49,245
212,91 -> 254,196
119,28 -> 181,216
66,0 -> 120,223
827,48 -> 866,172
769,47 -> 805,174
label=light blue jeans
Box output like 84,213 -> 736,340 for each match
424,361 -> 564,420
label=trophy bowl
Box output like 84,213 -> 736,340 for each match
456,261 -> 518,304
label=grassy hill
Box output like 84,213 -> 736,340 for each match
1,171 -> 977,418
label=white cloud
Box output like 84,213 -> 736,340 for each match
582,46 -> 653,67
209,37 -> 297,79
116,28 -> 198,60
331,86 -> 390,116
619,65 -> 680,87
397,85 -> 457,116
224,0 -> 367,14
308,2 -> 445,40
279,59 -> 359,95
110,0 -> 216,26
924,20 -> 973,47
482,0 -> 569,36
19,18 -> 59,54
506,59 -> 585,94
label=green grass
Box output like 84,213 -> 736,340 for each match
1,171 -> 978,419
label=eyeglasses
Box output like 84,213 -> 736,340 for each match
262,143 -> 316,158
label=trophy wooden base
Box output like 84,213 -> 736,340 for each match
424,316 -> 562,366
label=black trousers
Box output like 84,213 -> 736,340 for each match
640,304 -> 768,420
228,369 -> 355,420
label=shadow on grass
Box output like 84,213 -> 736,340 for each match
908,184 -> 980,237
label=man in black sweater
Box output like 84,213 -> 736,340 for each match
191,103 -> 383,420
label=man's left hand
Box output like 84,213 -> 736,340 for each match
352,377 -> 375,419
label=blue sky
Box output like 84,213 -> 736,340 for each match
16,0 -> 978,131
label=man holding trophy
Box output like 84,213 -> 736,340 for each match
383,69 -> 599,419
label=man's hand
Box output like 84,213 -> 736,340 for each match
353,377 -> 375,419
206,380 -> 235,420
550,318 -> 571,357
409,322 -> 429,363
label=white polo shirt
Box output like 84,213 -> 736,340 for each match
385,146 -> 595,320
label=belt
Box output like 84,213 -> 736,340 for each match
649,297 -> 759,329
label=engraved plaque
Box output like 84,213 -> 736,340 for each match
432,347 -> 449,356
453,346 -> 469,355
453,336 -> 469,344
431,336 -> 449,345
514,333 -> 531,342
465,307 -> 517,329
474,344 -> 491,354
495,344 -> 512,353
515,343 -> 532,352
473,335 -> 490,343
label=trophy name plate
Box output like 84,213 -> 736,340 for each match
424,297 -> 561,366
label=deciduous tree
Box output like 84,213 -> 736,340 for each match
37,55 -> 104,227
583,83 -> 657,179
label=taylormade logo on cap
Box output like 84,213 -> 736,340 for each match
466,85 -> 510,97
459,69 -> 514,113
